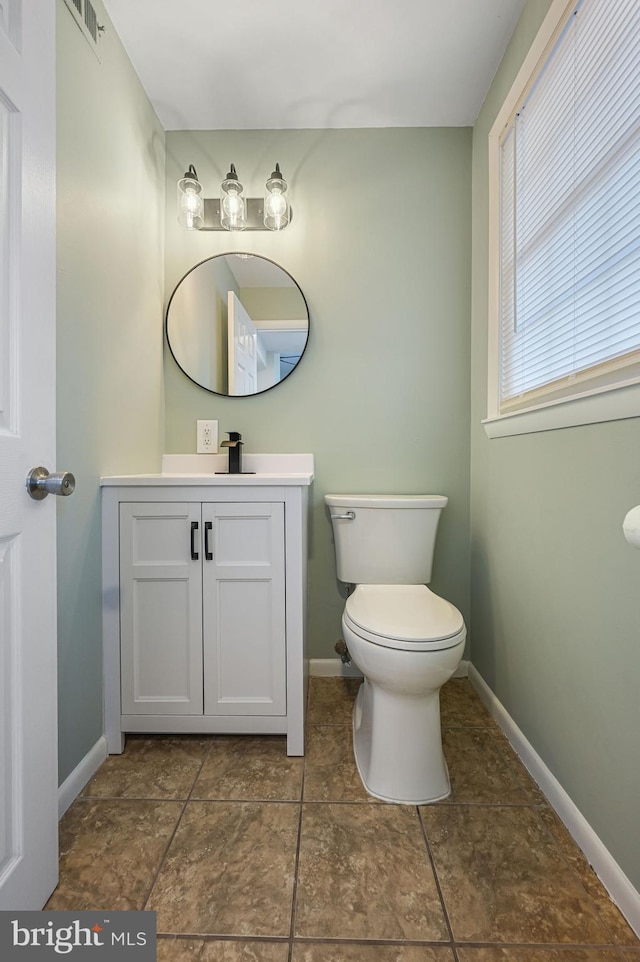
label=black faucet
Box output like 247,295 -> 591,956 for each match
220,431 -> 243,474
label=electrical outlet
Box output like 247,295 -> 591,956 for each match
196,419 -> 218,453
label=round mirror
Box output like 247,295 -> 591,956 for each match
166,253 -> 309,396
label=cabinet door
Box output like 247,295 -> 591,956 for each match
120,503 -> 203,715
202,502 -> 286,715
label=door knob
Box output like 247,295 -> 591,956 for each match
26,466 -> 76,500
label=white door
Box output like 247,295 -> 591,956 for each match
202,502 -> 286,716
119,503 -> 204,716
227,291 -> 258,395
0,0 -> 58,908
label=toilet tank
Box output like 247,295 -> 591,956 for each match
324,494 -> 448,585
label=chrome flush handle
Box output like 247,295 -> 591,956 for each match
332,511 -> 356,520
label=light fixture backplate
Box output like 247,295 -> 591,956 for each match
202,198 -> 292,231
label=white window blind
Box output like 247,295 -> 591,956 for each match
498,0 -> 640,413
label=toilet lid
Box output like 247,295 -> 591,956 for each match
344,584 -> 465,648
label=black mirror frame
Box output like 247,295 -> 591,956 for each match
165,252 -> 310,398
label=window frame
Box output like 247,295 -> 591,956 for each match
484,0 -> 640,438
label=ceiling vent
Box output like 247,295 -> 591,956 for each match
63,0 -> 103,60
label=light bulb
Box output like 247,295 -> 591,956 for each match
223,190 -> 243,217
220,164 -> 247,231
177,165 -> 204,230
180,188 -> 203,230
266,190 -> 287,218
263,163 -> 290,230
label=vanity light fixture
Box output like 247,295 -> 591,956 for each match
177,162 -> 292,231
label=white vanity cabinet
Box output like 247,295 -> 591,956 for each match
118,500 -> 286,718
101,455 -> 313,756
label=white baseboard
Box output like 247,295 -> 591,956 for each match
58,736 -> 108,820
468,663 -> 640,937
310,658 -> 363,678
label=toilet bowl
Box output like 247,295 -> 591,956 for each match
343,584 -> 465,803
324,495 -> 466,804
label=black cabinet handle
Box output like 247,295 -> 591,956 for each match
190,521 -> 199,560
205,521 -> 213,561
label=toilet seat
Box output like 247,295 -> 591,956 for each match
344,584 -> 465,652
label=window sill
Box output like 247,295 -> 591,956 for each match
483,380 -> 640,438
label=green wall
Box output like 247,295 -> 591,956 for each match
470,0 -> 640,889
164,128 -> 472,659
56,0 -> 165,783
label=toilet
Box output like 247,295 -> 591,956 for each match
324,494 -> 466,804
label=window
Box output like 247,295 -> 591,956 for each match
485,0 -> 640,437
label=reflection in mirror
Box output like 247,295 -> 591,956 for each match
166,253 -> 309,396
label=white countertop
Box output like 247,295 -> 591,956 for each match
101,453 -> 314,487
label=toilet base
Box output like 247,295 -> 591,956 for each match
352,678 -> 452,805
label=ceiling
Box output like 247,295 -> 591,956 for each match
101,0 -> 527,131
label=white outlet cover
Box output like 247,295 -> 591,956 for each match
196,419 -> 218,453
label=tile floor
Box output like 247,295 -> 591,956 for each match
47,678 -> 639,961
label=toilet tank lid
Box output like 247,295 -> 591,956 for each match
324,494 -> 448,509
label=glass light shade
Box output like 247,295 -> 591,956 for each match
263,163 -> 290,230
177,166 -> 204,230
220,164 -> 247,231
